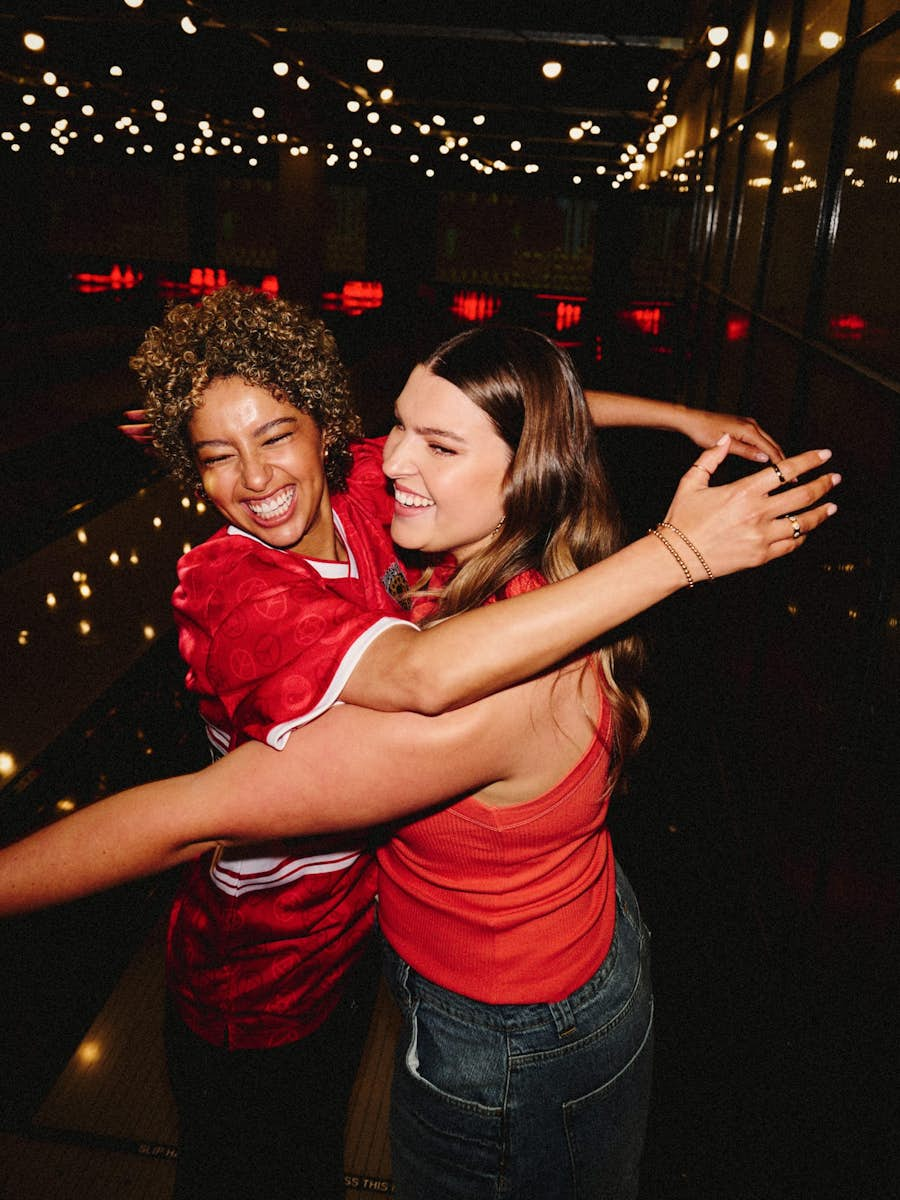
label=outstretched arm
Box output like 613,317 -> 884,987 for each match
584,388 -> 784,463
341,440 -> 838,713
0,702 -> 503,917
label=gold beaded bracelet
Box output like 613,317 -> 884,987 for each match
648,527 -> 695,588
656,521 -> 715,582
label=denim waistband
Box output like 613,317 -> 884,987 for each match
382,865 -> 643,1036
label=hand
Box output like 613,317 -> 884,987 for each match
678,409 -> 784,464
660,436 -> 839,581
119,408 -> 153,445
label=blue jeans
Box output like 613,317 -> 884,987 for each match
382,868 -> 654,1200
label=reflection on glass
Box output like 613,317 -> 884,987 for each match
726,9 -> 759,127
752,0 -> 794,104
796,0 -> 851,80
821,30 -> 900,376
730,115 -> 783,305
862,0 -> 897,30
762,69 -> 840,328
707,130 -> 741,287
717,305 -> 753,410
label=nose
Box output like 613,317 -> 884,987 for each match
240,449 -> 273,492
382,427 -> 413,479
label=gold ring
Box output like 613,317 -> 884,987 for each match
771,462 -> 787,484
787,514 -> 801,539
691,463 -> 711,477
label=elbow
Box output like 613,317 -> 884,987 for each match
391,663 -> 464,716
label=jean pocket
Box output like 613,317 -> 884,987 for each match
400,996 -> 505,1115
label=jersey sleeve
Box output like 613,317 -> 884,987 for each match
345,437 -> 394,526
174,536 -> 413,750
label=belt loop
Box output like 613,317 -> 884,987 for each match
550,998 -> 576,1037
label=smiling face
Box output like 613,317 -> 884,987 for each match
189,376 -> 339,559
382,365 -> 512,562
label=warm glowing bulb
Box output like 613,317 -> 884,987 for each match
273,61 -> 289,76
23,32 -> 45,52
707,51 -> 721,69
77,1040 -> 101,1065
708,26 -> 729,46
367,58 -> 384,73
647,77 -> 660,93
819,31 -> 841,50
569,126 -> 584,141
181,16 -> 197,35
0,751 -> 17,778
542,61 -> 562,80
662,114 -> 677,128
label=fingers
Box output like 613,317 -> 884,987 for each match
118,423 -> 154,444
724,418 -> 784,464
762,447 -> 832,489
122,409 -> 148,421
686,434 -> 731,486
768,500 -> 838,558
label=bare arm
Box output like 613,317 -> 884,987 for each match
584,388 -> 784,463
340,440 -> 838,713
0,702 -> 504,917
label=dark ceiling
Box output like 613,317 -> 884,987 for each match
1,2 -> 705,188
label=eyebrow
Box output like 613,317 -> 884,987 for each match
192,415 -> 298,451
394,408 -> 469,445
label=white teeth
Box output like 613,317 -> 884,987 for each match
395,490 -> 434,508
247,487 -> 293,518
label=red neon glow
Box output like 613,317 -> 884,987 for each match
320,280 -> 383,315
71,263 -> 144,293
618,306 -> 663,336
829,313 -> 866,340
260,274 -> 280,294
726,314 -> 750,341
449,291 -> 501,323
555,301 -> 582,332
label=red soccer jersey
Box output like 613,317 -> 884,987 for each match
168,438 -> 412,1048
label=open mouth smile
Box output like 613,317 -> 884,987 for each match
244,485 -> 296,521
394,487 -> 435,510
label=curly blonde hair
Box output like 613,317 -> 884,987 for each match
130,284 -> 362,492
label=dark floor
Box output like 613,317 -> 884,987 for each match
0,313 -> 892,1199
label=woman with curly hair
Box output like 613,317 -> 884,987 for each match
4,288 -> 838,1199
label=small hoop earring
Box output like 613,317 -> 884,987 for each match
490,515 -> 505,537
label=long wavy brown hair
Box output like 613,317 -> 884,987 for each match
419,325 -> 650,768
130,284 -> 361,492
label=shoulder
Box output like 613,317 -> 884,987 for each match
341,437 -> 394,524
